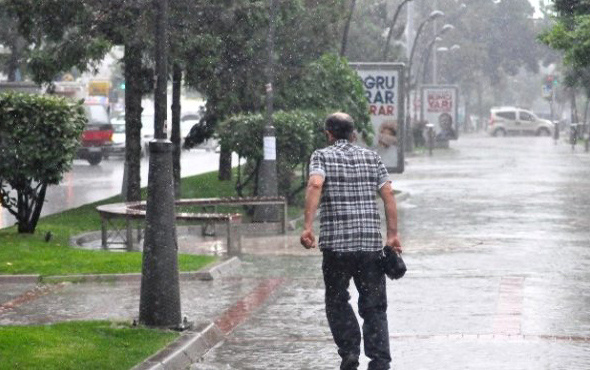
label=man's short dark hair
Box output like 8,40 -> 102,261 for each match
325,112 -> 354,140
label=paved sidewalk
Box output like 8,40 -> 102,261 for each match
1,134 -> 590,369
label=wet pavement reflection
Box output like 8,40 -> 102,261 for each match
196,135 -> 590,369
2,134 -> 590,369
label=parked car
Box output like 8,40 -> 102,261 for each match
489,107 -> 554,137
77,104 -> 113,165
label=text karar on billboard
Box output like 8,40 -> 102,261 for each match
362,75 -> 396,116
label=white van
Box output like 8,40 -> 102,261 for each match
489,107 -> 554,137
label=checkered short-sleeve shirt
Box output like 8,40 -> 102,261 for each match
309,139 -> 391,252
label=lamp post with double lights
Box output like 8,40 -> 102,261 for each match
433,44 -> 461,84
420,31 -> 456,85
431,25 -> 456,84
405,10 -> 444,152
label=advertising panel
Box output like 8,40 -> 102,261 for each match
88,80 -> 111,97
350,63 -> 405,173
420,85 -> 459,141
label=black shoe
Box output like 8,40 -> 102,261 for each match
340,355 -> 359,370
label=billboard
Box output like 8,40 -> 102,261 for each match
350,63 -> 405,173
420,85 -> 459,141
88,80 -> 111,97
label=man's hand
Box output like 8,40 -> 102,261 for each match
300,228 -> 317,249
387,234 -> 402,254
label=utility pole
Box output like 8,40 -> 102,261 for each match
139,0 -> 182,329
254,0 -> 279,222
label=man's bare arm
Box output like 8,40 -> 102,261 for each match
300,174 -> 324,249
379,182 -> 402,253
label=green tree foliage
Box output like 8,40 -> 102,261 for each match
539,0 -> 590,124
182,0 -> 348,179
540,1 -> 590,70
427,0 -> 540,86
278,53 -> 372,142
218,54 -> 370,202
0,7 -> 27,81
219,110 -> 315,202
0,93 -> 86,233
346,0 -> 405,62
408,0 -> 547,119
6,0 -> 154,202
5,0 -> 112,85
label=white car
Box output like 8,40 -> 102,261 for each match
106,114 -> 153,157
489,107 -> 554,137
107,114 -> 211,156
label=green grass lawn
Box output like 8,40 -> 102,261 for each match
0,170 -> 241,276
0,321 -> 179,370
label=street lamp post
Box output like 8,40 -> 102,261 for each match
432,44 -> 460,84
405,10 -> 444,152
420,30 -> 456,85
431,25 -> 455,84
419,37 -> 442,86
383,0 -> 413,60
139,0 -> 183,329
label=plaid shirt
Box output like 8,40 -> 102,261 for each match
309,139 -> 390,252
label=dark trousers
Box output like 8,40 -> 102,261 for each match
322,250 -> 391,370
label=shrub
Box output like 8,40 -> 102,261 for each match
0,93 -> 86,233
217,53 -> 372,204
219,110 -> 317,202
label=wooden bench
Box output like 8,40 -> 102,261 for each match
96,196 -> 287,255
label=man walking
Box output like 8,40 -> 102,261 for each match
300,112 -> 402,370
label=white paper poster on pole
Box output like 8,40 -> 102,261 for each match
350,63 -> 405,173
420,85 -> 459,140
263,136 -> 276,160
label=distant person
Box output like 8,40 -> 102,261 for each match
301,112 -> 402,370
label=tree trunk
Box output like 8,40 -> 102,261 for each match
171,63 -> 182,198
124,41 -> 143,202
27,183 -> 47,233
340,0 -> 357,57
16,182 -> 47,234
218,145 -> 232,181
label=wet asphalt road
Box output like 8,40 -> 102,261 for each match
194,134 -> 590,369
0,149 -> 229,229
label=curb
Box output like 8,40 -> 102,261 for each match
131,322 -> 225,370
0,274 -> 40,284
0,257 -> 240,284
